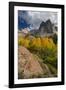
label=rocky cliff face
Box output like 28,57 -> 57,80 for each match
18,46 -> 53,79
18,46 -> 43,79
39,19 -> 53,36
30,19 -> 56,37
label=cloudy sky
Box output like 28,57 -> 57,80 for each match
18,10 -> 57,30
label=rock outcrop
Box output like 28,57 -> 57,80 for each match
18,46 -> 53,79
30,19 -> 57,37
18,46 -> 43,79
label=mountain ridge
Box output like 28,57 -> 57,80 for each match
30,19 -> 57,37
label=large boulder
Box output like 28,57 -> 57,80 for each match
18,46 -> 44,79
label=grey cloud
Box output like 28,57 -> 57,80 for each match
27,11 -> 57,29
18,10 -> 57,29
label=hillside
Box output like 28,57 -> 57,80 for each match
18,46 -> 57,79
18,19 -> 57,79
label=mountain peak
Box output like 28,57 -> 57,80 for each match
39,19 -> 53,34
46,19 -> 52,25
46,19 -> 51,23
30,19 -> 56,37
40,21 -> 45,26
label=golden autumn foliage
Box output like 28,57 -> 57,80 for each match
18,37 -> 56,50
18,35 -> 57,76
41,37 -> 56,49
18,37 -> 30,48
30,38 -> 41,48
18,36 -> 57,69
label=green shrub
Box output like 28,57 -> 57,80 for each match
52,34 -> 57,44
